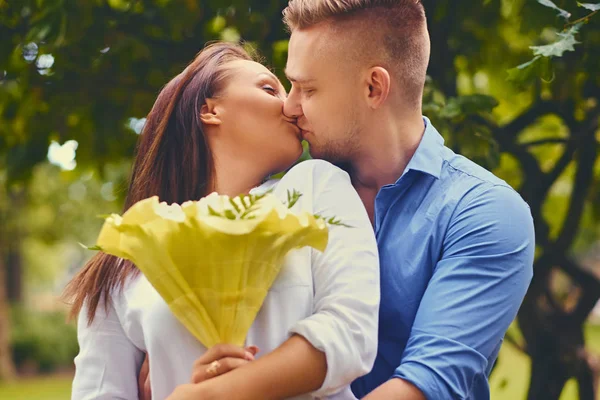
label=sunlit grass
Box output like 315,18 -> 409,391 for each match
0,374 -> 72,400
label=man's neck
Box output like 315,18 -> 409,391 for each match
351,113 -> 425,193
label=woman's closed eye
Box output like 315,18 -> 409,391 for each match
262,85 -> 278,95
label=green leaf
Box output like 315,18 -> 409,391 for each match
508,55 -> 556,86
223,209 -> 237,220
240,206 -> 258,219
313,214 -> 353,228
530,24 -> 582,57
440,95 -> 499,119
507,55 -> 554,87
507,56 -> 542,85
207,206 -> 223,217
578,2 -> 600,11
460,95 -> 499,113
107,0 -> 132,12
439,100 -> 462,119
229,198 -> 241,214
78,242 -> 102,251
537,0 -> 572,19
286,189 -> 302,209
240,196 -> 250,209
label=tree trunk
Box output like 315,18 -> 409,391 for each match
527,352 -> 569,400
0,250 -> 16,381
5,243 -> 22,303
576,357 -> 597,400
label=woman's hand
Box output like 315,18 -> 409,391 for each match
138,344 -> 259,400
166,344 -> 260,400
165,384 -> 204,400
190,343 -> 259,384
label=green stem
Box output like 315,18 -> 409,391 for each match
566,10 -> 598,28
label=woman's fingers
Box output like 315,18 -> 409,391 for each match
190,343 -> 261,383
245,345 -> 260,356
190,357 -> 250,383
195,343 -> 255,365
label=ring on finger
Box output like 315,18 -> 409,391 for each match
206,360 -> 221,376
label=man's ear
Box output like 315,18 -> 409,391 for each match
200,99 -> 222,126
365,67 -> 391,109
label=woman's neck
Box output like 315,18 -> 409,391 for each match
209,155 -> 266,197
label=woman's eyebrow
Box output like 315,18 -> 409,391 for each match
257,71 -> 280,82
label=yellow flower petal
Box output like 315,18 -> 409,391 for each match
95,193 -> 329,347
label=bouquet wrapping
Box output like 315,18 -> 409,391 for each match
90,191 -> 330,348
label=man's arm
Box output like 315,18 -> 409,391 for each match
365,184 -> 535,400
362,378 -> 425,400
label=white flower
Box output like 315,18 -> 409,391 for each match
153,201 -> 185,222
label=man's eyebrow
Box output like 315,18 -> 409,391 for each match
284,69 -> 316,84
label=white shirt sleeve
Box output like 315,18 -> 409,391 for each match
287,160 -> 380,398
71,293 -> 144,400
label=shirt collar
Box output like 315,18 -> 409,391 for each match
400,116 -> 445,181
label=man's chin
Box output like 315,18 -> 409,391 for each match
307,146 -> 337,164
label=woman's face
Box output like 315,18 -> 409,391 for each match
210,60 -> 303,175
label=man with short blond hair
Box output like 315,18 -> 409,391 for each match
283,1 -> 534,399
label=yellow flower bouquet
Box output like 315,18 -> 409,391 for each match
87,190 -> 339,348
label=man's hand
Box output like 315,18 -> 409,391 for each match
138,353 -> 151,400
361,378 -> 426,400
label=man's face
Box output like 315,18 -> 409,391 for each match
283,25 -> 363,163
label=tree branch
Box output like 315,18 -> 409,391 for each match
541,135 -> 579,193
499,99 -> 565,140
522,138 -> 570,148
472,114 -> 553,247
560,256 -> 600,303
553,108 -> 600,252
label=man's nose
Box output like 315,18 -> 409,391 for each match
283,88 -> 302,119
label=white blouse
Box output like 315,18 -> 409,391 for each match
71,160 -> 380,400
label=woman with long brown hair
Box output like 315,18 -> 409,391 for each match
65,42 -> 379,400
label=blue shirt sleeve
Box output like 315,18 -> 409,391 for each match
393,184 -> 535,399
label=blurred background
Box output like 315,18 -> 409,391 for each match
0,0 -> 599,399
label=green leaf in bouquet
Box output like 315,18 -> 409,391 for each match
91,195 -> 330,348
240,206 -> 259,219
314,213 -> 353,228
78,242 -> 103,251
96,214 -> 114,219
223,209 -> 237,220
286,189 -> 302,209
207,205 -> 223,217
229,198 -> 241,214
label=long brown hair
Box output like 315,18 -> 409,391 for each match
63,42 -> 252,324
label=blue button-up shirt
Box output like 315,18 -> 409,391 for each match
351,118 -> 534,399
